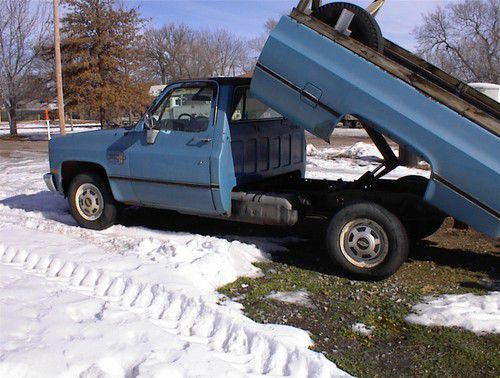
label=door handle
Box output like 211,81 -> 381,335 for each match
194,137 -> 212,143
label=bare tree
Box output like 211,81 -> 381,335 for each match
143,24 -> 195,84
249,18 -> 279,59
144,24 -> 251,83
414,0 -> 499,83
0,0 -> 49,136
201,29 -> 250,77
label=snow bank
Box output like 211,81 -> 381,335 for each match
406,292 -> 500,335
307,142 -> 391,161
305,142 -> 428,182
0,242 -> 348,377
306,144 -> 318,156
338,142 -> 390,162
0,151 -> 353,377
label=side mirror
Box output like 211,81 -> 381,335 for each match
144,112 -> 159,145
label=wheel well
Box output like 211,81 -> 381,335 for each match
61,161 -> 108,196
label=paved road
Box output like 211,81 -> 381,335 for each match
0,140 -> 48,156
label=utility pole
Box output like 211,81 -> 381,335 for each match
53,0 -> 66,136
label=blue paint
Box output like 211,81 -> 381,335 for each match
250,16 -> 499,238
48,78 -> 305,218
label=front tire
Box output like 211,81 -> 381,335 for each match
68,173 -> 117,230
326,202 -> 409,280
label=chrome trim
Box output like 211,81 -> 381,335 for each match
109,175 -> 220,190
431,173 -> 499,220
43,173 -> 57,192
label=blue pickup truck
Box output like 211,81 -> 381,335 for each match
45,1 -> 499,280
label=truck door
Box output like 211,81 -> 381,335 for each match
127,82 -> 218,215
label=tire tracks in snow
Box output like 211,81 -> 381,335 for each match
0,244 -> 349,377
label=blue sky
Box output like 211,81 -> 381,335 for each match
125,0 -> 458,50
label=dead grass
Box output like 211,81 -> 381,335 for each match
219,220 -> 499,377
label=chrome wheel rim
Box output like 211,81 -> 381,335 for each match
75,183 -> 104,221
339,218 -> 389,268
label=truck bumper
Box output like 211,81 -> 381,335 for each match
43,173 -> 57,192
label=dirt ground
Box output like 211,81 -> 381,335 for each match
220,222 -> 499,377
0,138 -> 47,156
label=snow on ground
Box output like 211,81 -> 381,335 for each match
0,139 -> 433,377
305,142 -> 430,182
0,122 -> 100,141
266,290 -> 314,308
406,292 -> 500,335
0,150 -> 353,377
350,323 -> 374,337
337,142 -> 388,161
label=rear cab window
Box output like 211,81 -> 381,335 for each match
231,86 -> 282,122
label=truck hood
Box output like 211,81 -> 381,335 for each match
49,128 -> 129,150
48,128 -> 137,171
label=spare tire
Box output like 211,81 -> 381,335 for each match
312,2 -> 384,52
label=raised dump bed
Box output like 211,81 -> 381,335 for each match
251,1 -> 500,238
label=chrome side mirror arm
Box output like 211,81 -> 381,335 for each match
143,112 -> 159,145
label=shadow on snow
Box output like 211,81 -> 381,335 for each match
1,190 -> 498,282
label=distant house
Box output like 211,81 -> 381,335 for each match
0,98 -> 57,122
149,85 -> 167,98
469,83 -> 500,102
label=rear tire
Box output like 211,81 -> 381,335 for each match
326,202 -> 408,280
405,215 -> 446,240
312,2 -> 384,52
396,175 -> 446,239
68,173 -> 117,230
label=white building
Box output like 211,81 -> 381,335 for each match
469,83 -> 500,102
149,85 -> 167,98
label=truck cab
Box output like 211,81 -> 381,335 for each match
45,77 -> 305,227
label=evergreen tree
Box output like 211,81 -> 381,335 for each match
61,0 -> 150,127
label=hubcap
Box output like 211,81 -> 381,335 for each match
339,218 -> 389,268
75,183 -> 104,221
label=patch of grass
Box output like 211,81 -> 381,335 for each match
219,224 -> 499,377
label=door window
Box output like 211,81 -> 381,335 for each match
152,85 -> 215,132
